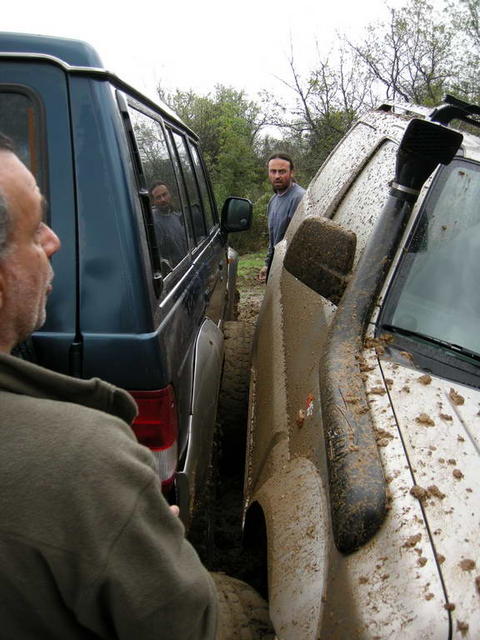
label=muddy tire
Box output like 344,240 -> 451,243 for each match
225,287 -> 240,321
187,424 -> 220,567
211,572 -> 274,640
218,321 -> 254,471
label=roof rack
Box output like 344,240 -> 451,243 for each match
376,102 -> 430,118
429,94 -> 480,129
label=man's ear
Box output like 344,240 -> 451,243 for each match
0,268 -> 5,311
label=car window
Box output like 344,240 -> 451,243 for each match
170,130 -> 207,244
128,106 -> 189,276
382,159 -> 480,354
189,142 -> 216,230
0,88 -> 44,188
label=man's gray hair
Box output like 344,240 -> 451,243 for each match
0,134 -> 15,258
0,189 -> 9,257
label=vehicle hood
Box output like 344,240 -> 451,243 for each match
371,351 -> 480,633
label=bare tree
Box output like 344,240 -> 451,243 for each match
447,0 -> 480,101
270,42 -> 375,179
348,0 -> 454,105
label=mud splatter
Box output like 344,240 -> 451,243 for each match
410,485 -> 429,502
403,533 -> 422,548
449,388 -> 465,406
457,620 -> 469,635
416,413 -> 435,426
428,485 -> 446,500
369,386 -> 387,395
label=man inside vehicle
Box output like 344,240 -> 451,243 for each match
149,179 -> 188,272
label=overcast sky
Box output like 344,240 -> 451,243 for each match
2,0 -> 415,102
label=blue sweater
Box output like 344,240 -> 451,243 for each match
265,182 -> 305,267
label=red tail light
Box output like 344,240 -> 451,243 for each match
129,386 -> 178,489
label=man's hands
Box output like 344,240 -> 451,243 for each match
258,266 -> 267,282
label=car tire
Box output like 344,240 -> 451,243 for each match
211,572 -> 274,640
225,287 -> 240,321
218,321 -> 254,471
187,423 -> 220,566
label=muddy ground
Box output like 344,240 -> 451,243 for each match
189,267 -> 265,592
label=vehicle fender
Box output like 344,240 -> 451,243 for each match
245,456 -> 331,640
182,317 -> 224,520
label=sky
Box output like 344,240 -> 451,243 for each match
1,0 -> 412,103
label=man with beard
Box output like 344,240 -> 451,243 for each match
149,180 -> 188,272
258,153 -> 305,282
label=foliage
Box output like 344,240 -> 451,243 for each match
237,252 -> 266,283
266,44 -> 373,182
158,85 -> 268,206
447,0 -> 480,102
348,0 -> 454,105
157,0 -> 480,254
228,192 -> 270,255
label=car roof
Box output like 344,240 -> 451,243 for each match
0,32 -> 195,138
360,102 -> 480,163
0,32 -> 104,67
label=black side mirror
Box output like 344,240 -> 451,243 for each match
284,216 -> 356,305
220,197 -> 252,233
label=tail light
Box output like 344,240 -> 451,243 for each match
129,386 -> 178,491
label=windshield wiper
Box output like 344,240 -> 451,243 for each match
381,324 -> 480,363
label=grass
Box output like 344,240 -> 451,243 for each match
237,251 -> 265,289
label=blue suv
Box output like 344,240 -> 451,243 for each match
0,32 -> 252,526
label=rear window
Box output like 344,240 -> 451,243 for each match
0,88 -> 44,187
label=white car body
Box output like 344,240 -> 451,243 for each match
244,104 -> 480,639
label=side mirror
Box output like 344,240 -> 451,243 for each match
221,197 -> 252,233
284,216 -> 356,305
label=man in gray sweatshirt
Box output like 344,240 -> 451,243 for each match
258,153 -> 305,282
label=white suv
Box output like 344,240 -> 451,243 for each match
243,97 -> 480,639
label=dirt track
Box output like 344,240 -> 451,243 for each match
237,278 -> 264,328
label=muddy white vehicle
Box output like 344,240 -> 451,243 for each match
243,96 -> 480,639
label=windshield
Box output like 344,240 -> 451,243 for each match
382,159 -> 480,356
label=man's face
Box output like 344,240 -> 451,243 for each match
0,151 -> 60,352
268,158 -> 293,193
151,184 -> 172,210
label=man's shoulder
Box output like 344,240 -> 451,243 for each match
291,182 -> 306,197
0,352 -> 137,423
0,383 -> 136,450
